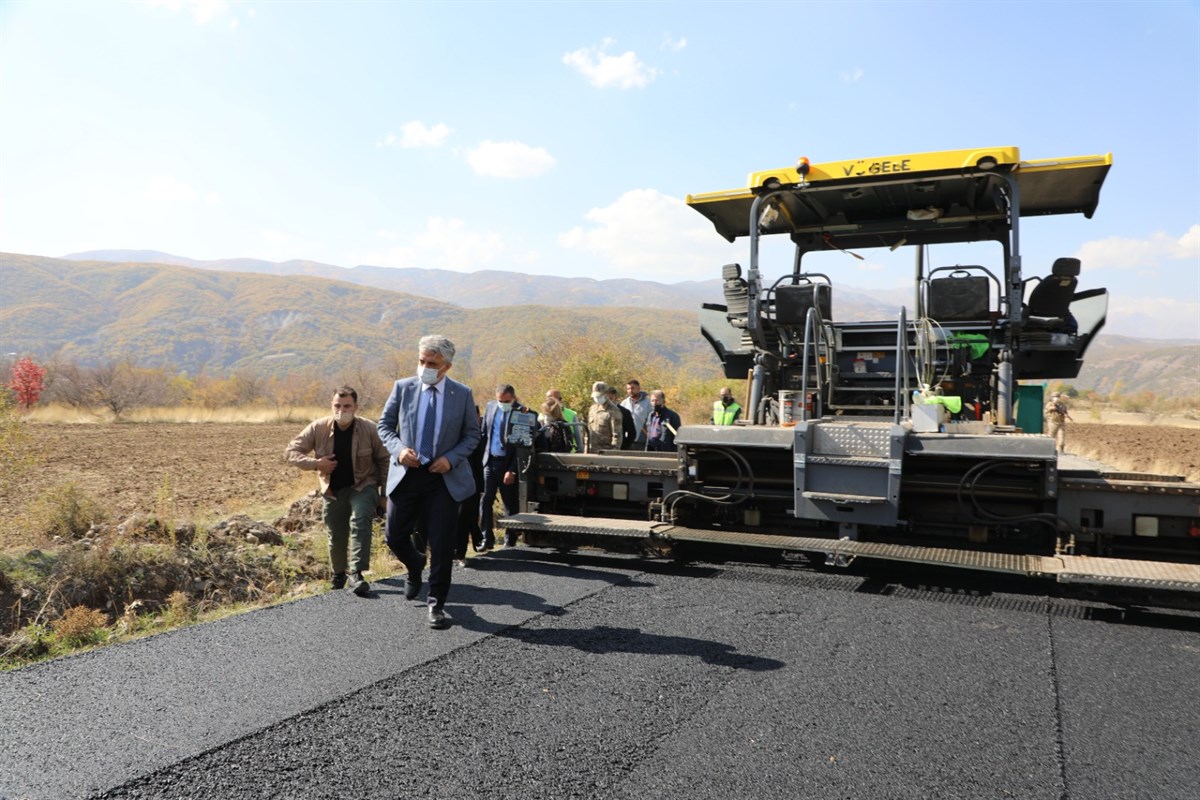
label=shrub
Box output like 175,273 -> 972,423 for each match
163,590 -> 193,625
51,606 -> 108,647
0,395 -> 38,496
24,482 -> 107,540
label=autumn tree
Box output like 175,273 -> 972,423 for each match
6,357 -> 47,410
89,360 -> 166,418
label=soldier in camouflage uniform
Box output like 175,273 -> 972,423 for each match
1044,392 -> 1071,453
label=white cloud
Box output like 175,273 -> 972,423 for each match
1074,224 -> 1200,271
558,188 -> 737,279
841,67 -> 864,83
1176,224 -> 1200,259
377,121 -> 452,149
466,140 -> 555,178
563,39 -> 659,89
357,217 -> 505,271
661,35 -> 687,52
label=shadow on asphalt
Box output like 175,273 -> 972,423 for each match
477,616 -> 786,671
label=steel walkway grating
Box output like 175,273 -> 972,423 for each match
500,513 -> 1200,592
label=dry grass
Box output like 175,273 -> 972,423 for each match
23,403 -> 327,425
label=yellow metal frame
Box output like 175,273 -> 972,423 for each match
687,147 -> 1112,207
748,146 -> 1022,188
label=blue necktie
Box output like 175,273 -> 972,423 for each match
420,386 -> 437,463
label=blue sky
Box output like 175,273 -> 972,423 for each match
1,0 -> 1197,339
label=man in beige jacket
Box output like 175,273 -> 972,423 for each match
586,381 -> 624,453
286,385 -> 390,596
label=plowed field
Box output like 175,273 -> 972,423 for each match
2,421 -> 1198,545
0,423 -> 304,545
1068,421 -> 1200,483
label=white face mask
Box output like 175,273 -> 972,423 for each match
497,401 -> 513,412
418,365 -> 440,385
592,392 -> 606,405
333,410 -> 355,425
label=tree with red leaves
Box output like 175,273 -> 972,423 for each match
7,357 -> 47,410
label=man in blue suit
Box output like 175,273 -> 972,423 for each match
478,383 -> 526,551
378,335 -> 480,630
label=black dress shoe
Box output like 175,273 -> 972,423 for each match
348,572 -> 370,597
428,606 -> 450,629
330,572 -> 347,590
404,572 -> 423,601
478,537 -> 494,552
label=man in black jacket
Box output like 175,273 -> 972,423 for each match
645,390 -> 682,452
607,386 -> 636,450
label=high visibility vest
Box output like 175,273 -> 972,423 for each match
561,407 -> 579,452
713,401 -> 741,425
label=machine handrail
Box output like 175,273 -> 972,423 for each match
894,307 -> 911,424
799,306 -> 830,422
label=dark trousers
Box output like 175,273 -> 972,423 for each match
386,466 -> 458,608
455,490 -> 482,558
479,461 -> 518,542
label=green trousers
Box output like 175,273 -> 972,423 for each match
322,484 -> 377,574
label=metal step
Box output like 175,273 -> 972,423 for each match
805,455 -> 890,468
802,491 -> 888,504
826,404 -> 897,412
499,512 -> 1200,593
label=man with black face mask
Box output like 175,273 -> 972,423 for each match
645,390 -> 681,452
713,387 -> 742,425
479,383 -> 527,550
286,386 -> 390,596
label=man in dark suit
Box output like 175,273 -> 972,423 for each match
479,383 -> 525,550
378,335 -> 480,630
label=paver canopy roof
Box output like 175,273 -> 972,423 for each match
686,147 -> 1111,251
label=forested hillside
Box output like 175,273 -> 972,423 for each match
1,253 -> 713,377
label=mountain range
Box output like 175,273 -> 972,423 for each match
2,250 -> 1196,399
59,249 -> 912,316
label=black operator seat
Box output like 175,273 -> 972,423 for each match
927,268 -> 991,321
722,263 -> 750,328
774,281 -> 832,325
1025,257 -> 1080,332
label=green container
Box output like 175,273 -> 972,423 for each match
1014,384 -> 1044,434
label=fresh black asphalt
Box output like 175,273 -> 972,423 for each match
2,549 -> 1197,800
